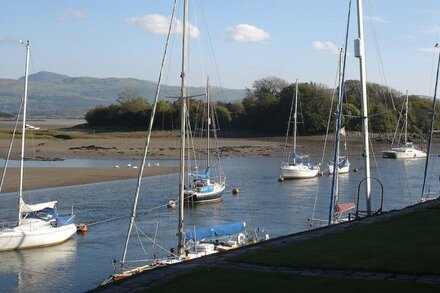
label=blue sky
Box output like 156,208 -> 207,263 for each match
1,0 -> 439,96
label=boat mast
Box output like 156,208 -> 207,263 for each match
206,77 -> 210,169
293,79 -> 298,163
355,0 -> 372,214
404,90 -> 408,145
18,40 -> 30,226
119,0 -> 178,269
328,49 -> 344,225
421,44 -> 440,197
177,0 -> 189,256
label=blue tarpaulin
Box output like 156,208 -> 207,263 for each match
185,221 -> 245,241
190,168 -> 210,180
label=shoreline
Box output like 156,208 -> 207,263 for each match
0,119 -> 436,192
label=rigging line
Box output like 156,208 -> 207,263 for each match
0,98 -> 23,192
421,45 -> 440,198
120,0 -> 179,268
199,0 -> 226,101
365,0 -> 395,111
428,21 -> 440,97
135,223 -> 150,258
134,222 -> 180,257
311,50 -> 341,222
191,0 -> 207,84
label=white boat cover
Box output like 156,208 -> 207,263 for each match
20,200 -> 57,213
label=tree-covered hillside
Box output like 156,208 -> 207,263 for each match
85,77 -> 440,137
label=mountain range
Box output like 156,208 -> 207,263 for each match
0,71 -> 245,118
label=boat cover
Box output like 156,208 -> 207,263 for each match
185,221 -> 245,241
293,153 -> 308,160
190,168 -> 210,180
20,200 -> 57,213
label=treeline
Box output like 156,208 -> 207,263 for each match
85,77 -> 440,136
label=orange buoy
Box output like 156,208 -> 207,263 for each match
232,188 -> 240,195
77,223 -> 88,233
278,177 -> 284,182
318,171 -> 324,177
167,200 -> 176,208
353,168 -> 359,173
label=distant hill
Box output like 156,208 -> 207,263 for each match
0,71 -> 245,118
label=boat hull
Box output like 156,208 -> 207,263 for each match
328,159 -> 350,174
0,219 -> 76,251
382,148 -> 427,159
281,164 -> 320,179
184,181 -> 225,204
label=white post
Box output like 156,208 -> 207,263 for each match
355,0 -> 372,214
18,40 -> 30,225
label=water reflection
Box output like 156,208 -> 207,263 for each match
0,240 -> 76,292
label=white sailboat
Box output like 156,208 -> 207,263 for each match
0,41 -> 76,251
184,77 -> 226,204
280,80 -> 320,179
382,91 -> 427,159
104,0 -> 268,284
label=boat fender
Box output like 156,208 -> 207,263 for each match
353,168 -> 359,173
77,223 -> 88,233
237,233 -> 246,245
278,177 -> 284,182
232,188 -> 240,195
318,171 -> 324,177
167,200 -> 176,208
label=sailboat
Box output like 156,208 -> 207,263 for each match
382,91 -> 427,159
280,80 -> 320,179
184,78 -> 226,204
0,41 -> 76,251
420,44 -> 440,202
104,0 -> 268,284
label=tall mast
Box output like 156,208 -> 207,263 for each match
18,40 -> 30,226
177,0 -> 189,256
119,0 -> 178,268
206,77 -> 210,169
293,79 -> 298,163
404,90 -> 408,145
355,0 -> 372,214
328,49 -> 344,225
421,44 -> 440,197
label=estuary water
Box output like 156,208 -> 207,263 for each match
0,155 -> 438,292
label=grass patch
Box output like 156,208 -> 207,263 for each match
145,267 -> 439,293
235,206 -> 440,275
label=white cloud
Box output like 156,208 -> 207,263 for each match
223,24 -> 270,43
312,41 -> 340,55
59,9 -> 87,22
125,14 -> 200,39
364,15 -> 387,23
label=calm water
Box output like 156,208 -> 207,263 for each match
0,155 -> 438,292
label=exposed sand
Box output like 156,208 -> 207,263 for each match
0,167 -> 177,193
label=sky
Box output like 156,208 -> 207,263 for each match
1,0 -> 440,96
